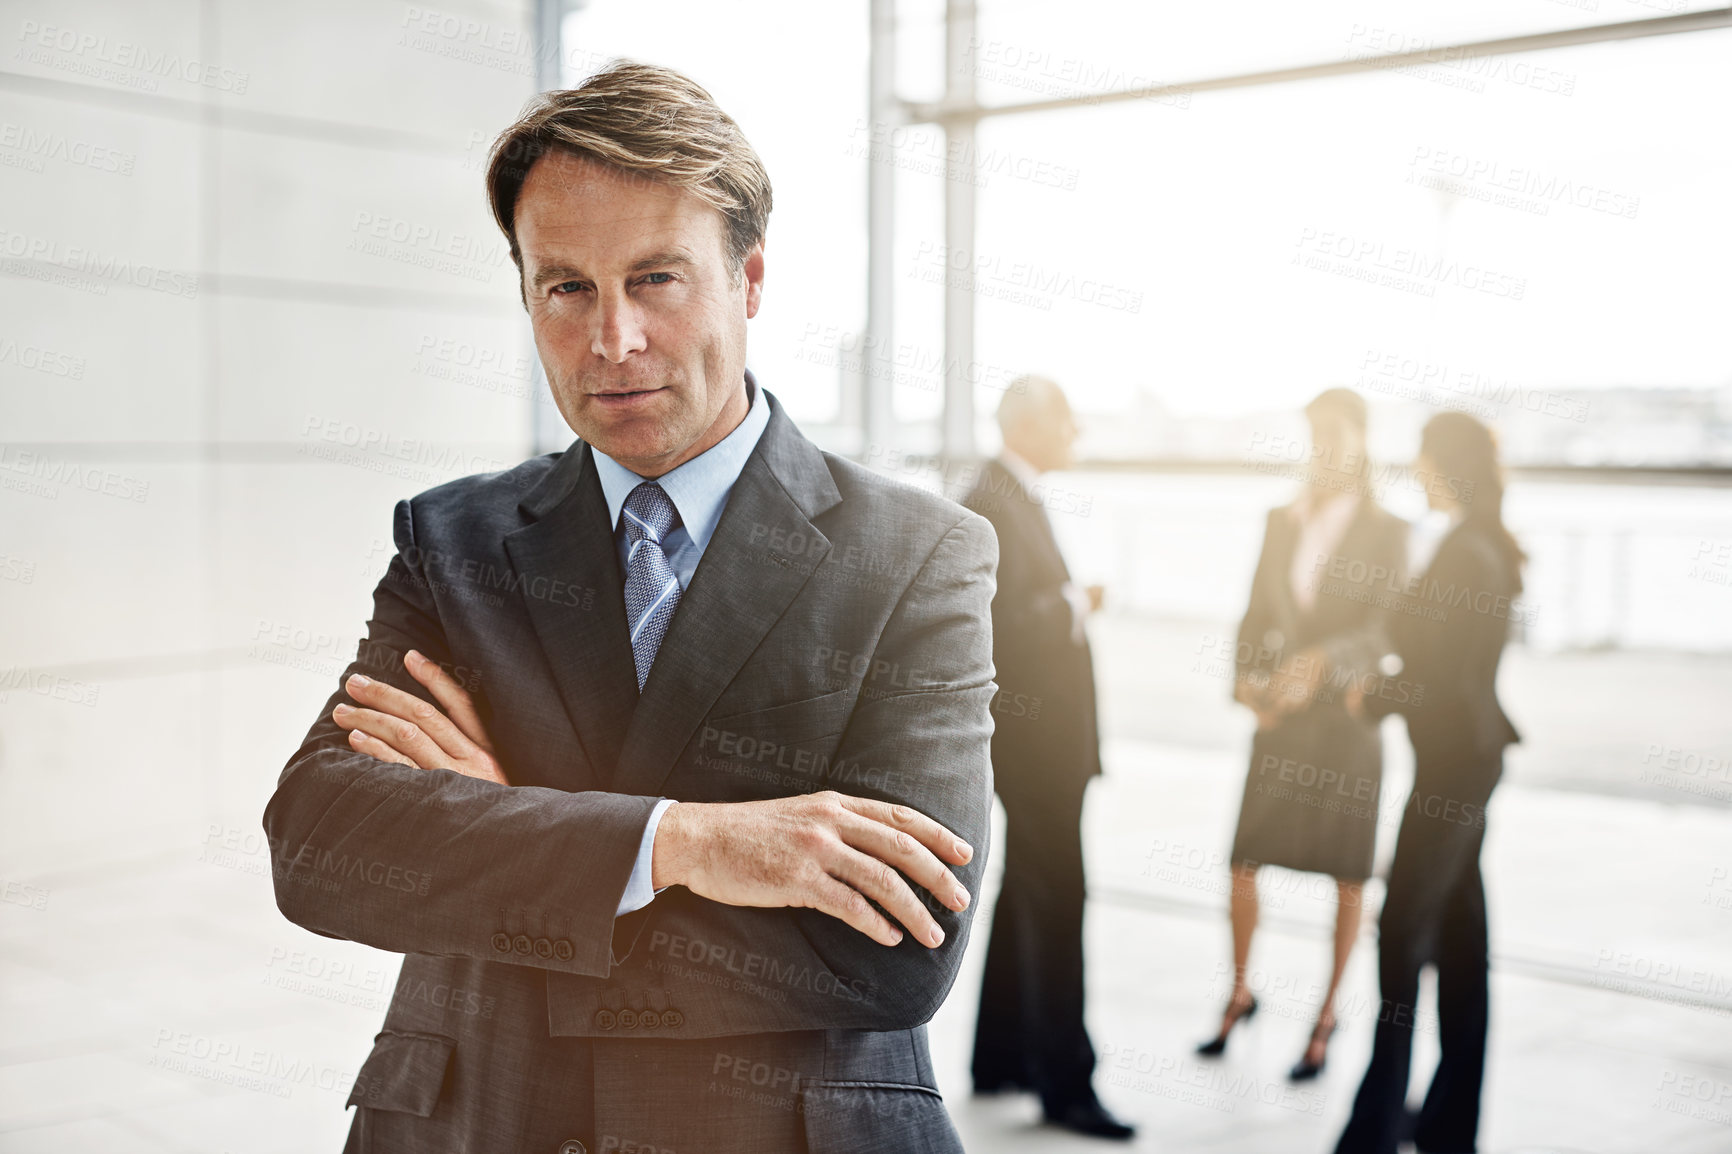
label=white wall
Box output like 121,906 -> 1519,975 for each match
0,0 -> 543,873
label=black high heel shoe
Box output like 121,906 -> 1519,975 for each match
1196,994 -> 1258,1057
1288,1013 -> 1336,1081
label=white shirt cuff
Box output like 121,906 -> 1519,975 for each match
1061,581 -> 1091,645
615,798 -> 677,917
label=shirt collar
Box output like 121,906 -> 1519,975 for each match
998,447 -> 1042,491
591,368 -> 771,549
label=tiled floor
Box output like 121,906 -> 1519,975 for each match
938,742 -> 1732,1153
2,644 -> 1729,1152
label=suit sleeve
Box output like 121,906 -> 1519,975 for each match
1233,512 -> 1283,693
1363,535 -> 1500,729
559,513 -> 999,1037
262,497 -> 659,978
1362,535 -> 1512,808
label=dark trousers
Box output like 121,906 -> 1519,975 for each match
971,778 -> 1095,1111
1335,763 -> 1497,1154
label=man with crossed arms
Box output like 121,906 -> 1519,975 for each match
265,62 -> 996,1153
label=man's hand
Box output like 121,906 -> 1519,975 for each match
333,650 -> 508,785
651,792 -> 974,950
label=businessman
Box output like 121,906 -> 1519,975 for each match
264,62 -> 997,1154
964,378 -> 1132,1140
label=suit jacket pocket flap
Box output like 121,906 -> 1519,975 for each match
801,1080 -> 959,1154
704,687 -> 857,747
346,1029 -> 456,1117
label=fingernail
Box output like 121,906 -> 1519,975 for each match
954,840 -> 971,861
929,925 -> 945,947
890,929 -> 904,945
405,650 -> 421,666
954,887 -> 970,910
334,703 -> 351,716
347,674 -> 371,688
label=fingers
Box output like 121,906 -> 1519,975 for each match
342,726 -> 417,767
404,651 -> 493,753
333,704 -> 445,769
804,871 -> 904,948
828,847 -> 945,948
1268,680 -> 1308,714
836,794 -> 973,867
837,812 -> 969,914
344,672 -> 476,762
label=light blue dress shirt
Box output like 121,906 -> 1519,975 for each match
591,369 -> 773,916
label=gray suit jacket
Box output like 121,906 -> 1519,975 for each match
263,390 -> 998,1153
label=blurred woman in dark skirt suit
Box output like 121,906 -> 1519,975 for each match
1334,412 -> 1523,1154
1202,389 -> 1408,1079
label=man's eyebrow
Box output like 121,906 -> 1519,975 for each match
627,249 -> 697,273
529,263 -> 587,291
527,250 -> 696,291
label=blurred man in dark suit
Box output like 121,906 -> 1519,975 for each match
965,376 -> 1133,1140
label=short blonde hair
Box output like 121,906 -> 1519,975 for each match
486,60 -> 773,278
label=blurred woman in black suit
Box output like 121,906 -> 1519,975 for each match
1205,388 -> 1406,1081
1334,412 -> 1523,1154
1203,389 -> 1407,1081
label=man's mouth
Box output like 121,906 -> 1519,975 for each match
590,386 -> 665,406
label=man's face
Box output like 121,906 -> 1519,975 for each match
1039,396 -> 1079,472
515,151 -> 764,477
1002,384 -> 1079,474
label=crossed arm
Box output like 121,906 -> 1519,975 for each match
336,649 -> 971,949
265,499 -> 996,1033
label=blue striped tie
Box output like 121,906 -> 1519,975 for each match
621,482 -> 683,691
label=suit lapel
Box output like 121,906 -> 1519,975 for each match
1288,497 -> 1384,630
503,444 -> 639,786
1332,499 -> 1383,571
991,459 -> 1071,582
1264,505 -> 1302,631
612,398 -> 843,799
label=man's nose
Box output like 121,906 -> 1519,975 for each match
590,291 -> 647,363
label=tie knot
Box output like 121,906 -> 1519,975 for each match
622,482 -> 678,544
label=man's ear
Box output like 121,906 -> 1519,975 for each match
742,241 -> 766,319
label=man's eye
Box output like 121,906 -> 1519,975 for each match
642,272 -> 673,285
552,281 -> 585,295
